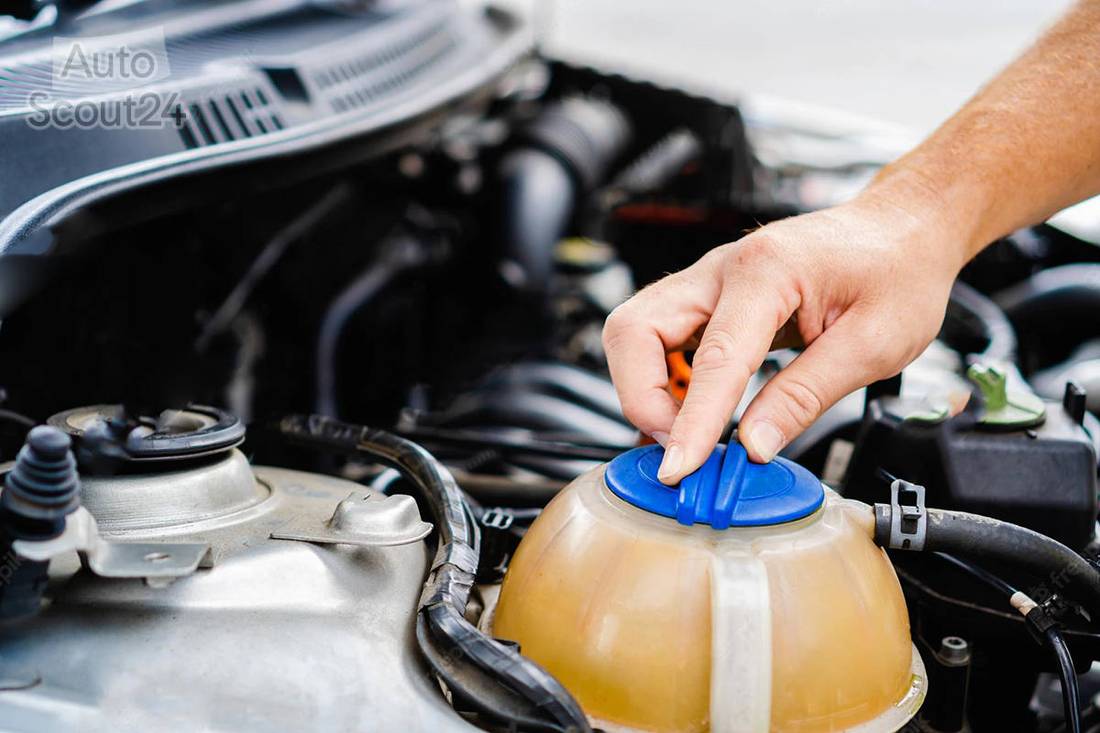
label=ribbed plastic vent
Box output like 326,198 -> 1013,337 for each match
313,20 -> 457,114
177,87 -> 284,150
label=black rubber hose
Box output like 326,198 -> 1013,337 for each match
314,235 -> 430,418
424,390 -> 637,445
398,424 -> 627,462
948,280 -> 1017,362
445,468 -> 564,508
903,508 -> 1100,618
275,415 -> 590,733
479,362 -> 629,425
995,264 -> 1100,369
996,264 -> 1100,323
497,149 -> 576,292
1048,627 -> 1083,733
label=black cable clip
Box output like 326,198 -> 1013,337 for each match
1022,597 -> 1060,645
475,508 -> 520,584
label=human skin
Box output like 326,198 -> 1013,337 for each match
602,0 -> 1100,485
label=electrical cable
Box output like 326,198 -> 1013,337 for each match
1050,702 -> 1100,733
274,414 -> 590,733
195,185 -> 354,353
1047,626 -> 1083,733
933,553 -> 1082,733
0,408 -> 34,431
935,551 -> 1019,597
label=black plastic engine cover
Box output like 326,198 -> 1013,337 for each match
843,396 -> 1098,549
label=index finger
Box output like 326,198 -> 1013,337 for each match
602,257 -> 726,440
658,277 -> 796,484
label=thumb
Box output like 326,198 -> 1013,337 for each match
738,320 -> 892,463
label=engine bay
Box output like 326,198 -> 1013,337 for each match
2,1 -> 1100,731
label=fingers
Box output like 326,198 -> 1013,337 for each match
603,256 -> 726,441
603,313 -> 681,441
658,283 -> 795,484
770,314 -> 805,350
738,316 -> 895,463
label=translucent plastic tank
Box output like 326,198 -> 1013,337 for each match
491,443 -> 925,733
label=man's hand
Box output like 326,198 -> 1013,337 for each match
603,191 -> 965,484
605,0 -> 1100,485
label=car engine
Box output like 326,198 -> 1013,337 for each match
1,1 -> 1100,731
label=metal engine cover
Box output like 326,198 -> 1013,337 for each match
0,449 -> 476,733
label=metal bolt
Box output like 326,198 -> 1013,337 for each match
938,635 -> 971,666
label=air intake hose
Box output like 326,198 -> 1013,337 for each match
497,97 -> 631,294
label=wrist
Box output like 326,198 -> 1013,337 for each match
856,158 -> 993,271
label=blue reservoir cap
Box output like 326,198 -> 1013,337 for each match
604,443 -> 824,528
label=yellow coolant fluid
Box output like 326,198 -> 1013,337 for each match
491,442 -> 925,733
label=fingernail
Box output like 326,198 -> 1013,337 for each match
746,421 -> 784,462
651,431 -> 670,447
657,443 -> 683,483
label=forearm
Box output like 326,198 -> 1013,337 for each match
865,0 -> 1100,263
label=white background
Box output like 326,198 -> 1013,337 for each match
522,0 -> 1074,136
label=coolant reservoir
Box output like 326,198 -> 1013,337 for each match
491,443 -> 925,733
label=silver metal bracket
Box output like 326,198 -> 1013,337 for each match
13,506 -> 209,580
889,479 -> 927,551
271,490 -> 433,547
